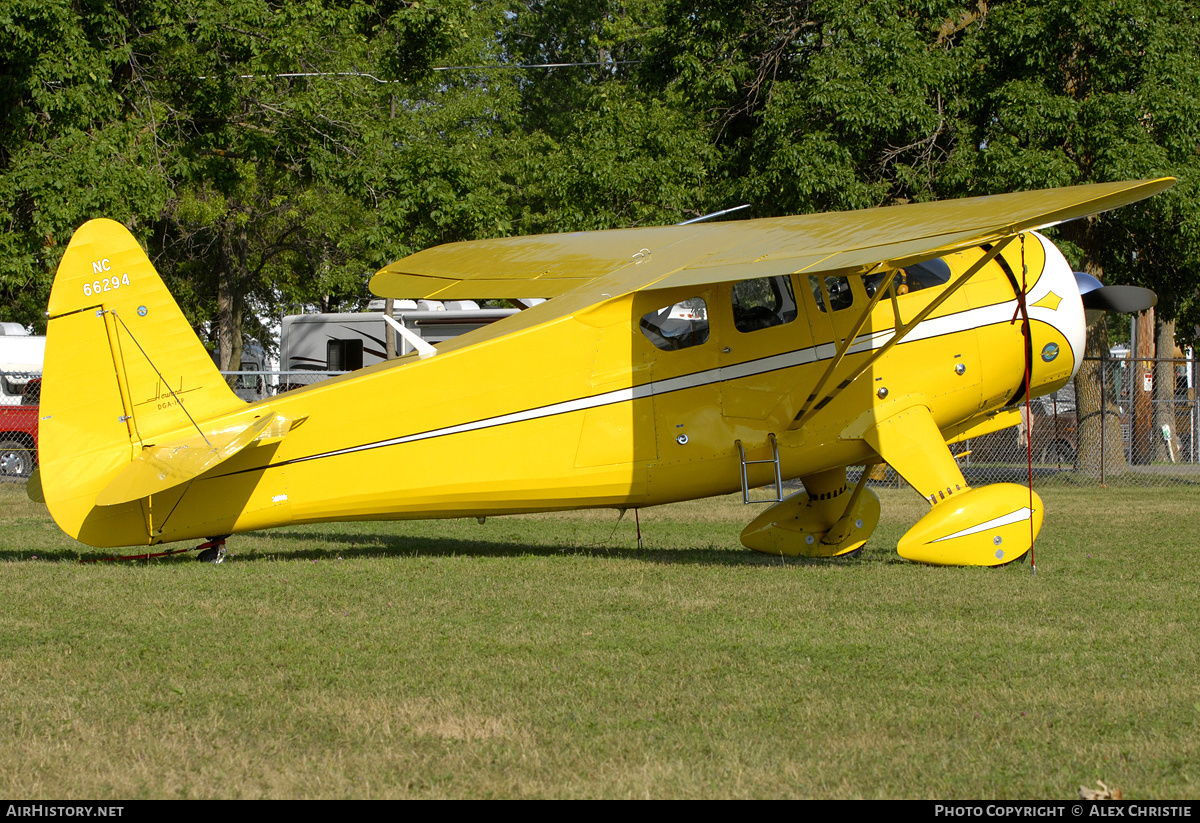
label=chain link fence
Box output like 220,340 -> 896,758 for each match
0,369 -> 351,483
0,371 -> 40,480
5,357 -> 1199,487
955,354 -> 1200,487
219,370 -> 348,402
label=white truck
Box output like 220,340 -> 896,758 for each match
0,324 -> 44,406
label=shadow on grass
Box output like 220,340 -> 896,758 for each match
253,530 -> 898,568
10,535 -> 1042,571
19,529 -> 896,569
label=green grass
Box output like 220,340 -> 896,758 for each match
1,485 -> 1197,798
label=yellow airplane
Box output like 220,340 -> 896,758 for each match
34,178 -> 1171,564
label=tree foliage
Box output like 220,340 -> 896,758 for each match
0,0 -> 169,328
649,0 -> 976,215
2,0 -> 1198,366
959,0 -> 1200,309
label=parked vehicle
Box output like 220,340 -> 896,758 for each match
964,387 -> 1080,467
228,341 -> 268,402
0,324 -> 44,405
279,300 -> 523,387
1030,387 -> 1079,465
0,379 -> 40,477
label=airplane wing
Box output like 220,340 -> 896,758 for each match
370,178 -> 1174,300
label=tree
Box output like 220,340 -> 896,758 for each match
0,0 -> 170,330
1,1 -> 524,367
648,0 -> 976,216
958,0 -> 1200,474
135,1 -> 395,370
497,1 -> 723,231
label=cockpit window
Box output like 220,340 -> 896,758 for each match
900,258 -> 952,292
732,276 -> 798,332
640,297 -> 710,351
810,275 -> 854,312
863,271 -> 895,298
864,257 -> 952,299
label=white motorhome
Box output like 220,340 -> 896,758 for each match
0,324 -> 45,405
278,300 -> 528,387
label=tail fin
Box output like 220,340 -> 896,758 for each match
41,219 -> 245,544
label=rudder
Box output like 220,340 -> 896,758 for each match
41,219 -> 244,544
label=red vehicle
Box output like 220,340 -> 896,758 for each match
0,378 -> 40,478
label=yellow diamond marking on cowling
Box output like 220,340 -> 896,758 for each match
1032,291 -> 1062,311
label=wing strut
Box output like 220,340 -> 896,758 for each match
382,313 -> 437,359
794,263 -> 891,424
791,235 -> 1016,430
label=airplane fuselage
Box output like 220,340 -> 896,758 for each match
54,232 -> 1082,548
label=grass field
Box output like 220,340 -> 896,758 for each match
1,483 -> 1197,799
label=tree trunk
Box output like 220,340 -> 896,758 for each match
1154,316 -> 1179,462
1131,308 -> 1155,465
217,221 -> 245,387
385,297 -> 396,359
1062,222 -> 1128,480
1074,317 -> 1128,479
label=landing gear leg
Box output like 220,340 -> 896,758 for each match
861,404 -> 1041,566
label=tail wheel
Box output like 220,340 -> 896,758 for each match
195,537 -> 228,564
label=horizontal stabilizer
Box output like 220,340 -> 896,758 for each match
95,413 -> 287,506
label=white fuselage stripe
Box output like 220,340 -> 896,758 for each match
275,295 -> 1040,468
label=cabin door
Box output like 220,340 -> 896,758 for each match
719,274 -> 822,423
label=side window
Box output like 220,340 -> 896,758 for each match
862,257 -> 953,299
864,270 -> 898,298
898,258 -> 951,294
810,275 -> 854,312
640,297 -> 710,351
732,276 -> 798,333
236,363 -> 263,392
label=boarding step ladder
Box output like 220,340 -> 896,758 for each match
735,433 -> 783,504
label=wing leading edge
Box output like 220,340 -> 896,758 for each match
370,178 -> 1174,301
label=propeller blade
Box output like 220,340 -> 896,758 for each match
1081,285 -> 1158,313
1073,272 -> 1157,313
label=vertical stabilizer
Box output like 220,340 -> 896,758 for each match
40,219 -> 244,544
